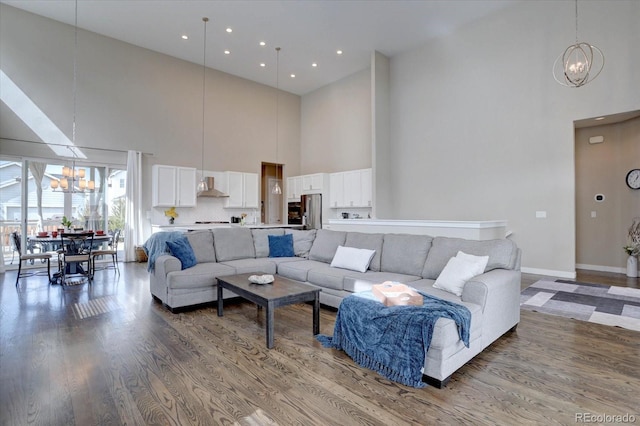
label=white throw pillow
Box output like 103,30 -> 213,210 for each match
456,251 -> 489,275
433,256 -> 484,297
330,245 -> 376,273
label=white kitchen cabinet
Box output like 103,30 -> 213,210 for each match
152,165 -> 197,207
302,173 -> 326,193
328,168 -> 372,208
286,176 -> 303,202
329,172 -> 344,208
224,171 -> 259,208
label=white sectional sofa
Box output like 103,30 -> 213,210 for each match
147,227 -> 521,387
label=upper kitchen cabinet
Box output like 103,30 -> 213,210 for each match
152,165 -> 197,207
286,176 -> 303,202
224,171 -> 259,209
329,168 -> 372,208
301,173 -> 328,194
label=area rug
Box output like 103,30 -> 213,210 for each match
520,280 -> 640,331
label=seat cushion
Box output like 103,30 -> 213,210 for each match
220,258 -> 277,275
213,228 -> 256,261
307,264 -> 360,291
167,263 -> 236,290
277,259 -> 326,282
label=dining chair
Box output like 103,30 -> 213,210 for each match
90,229 -> 120,275
59,231 -> 94,285
12,231 -> 52,286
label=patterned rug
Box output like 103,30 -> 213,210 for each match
520,280 -> 640,331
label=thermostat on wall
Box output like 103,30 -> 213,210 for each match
594,194 -> 605,202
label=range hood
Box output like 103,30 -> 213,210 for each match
197,177 -> 229,198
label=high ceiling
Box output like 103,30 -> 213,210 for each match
1,0 -> 518,95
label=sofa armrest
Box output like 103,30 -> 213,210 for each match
462,268 -> 521,349
155,254 -> 181,277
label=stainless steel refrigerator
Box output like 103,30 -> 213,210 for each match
301,194 -> 322,229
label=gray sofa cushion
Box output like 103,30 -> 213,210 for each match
308,229 -> 347,263
166,262 -> 236,290
307,264 -> 358,291
277,259 -> 326,282
284,229 -> 317,258
344,232 -> 384,272
251,228 -> 285,258
213,227 -> 256,262
422,237 -> 518,279
220,258 -> 277,275
185,230 -> 216,264
343,272 -> 422,293
381,234 -> 432,276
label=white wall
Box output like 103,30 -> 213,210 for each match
300,68 -> 371,173
388,0 -> 640,277
0,4 -> 300,236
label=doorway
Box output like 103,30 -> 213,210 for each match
261,162 -> 283,225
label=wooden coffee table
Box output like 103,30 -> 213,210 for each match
216,273 -> 321,349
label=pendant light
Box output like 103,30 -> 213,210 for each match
271,47 -> 282,195
50,0 -> 95,193
552,0 -> 604,88
196,17 -> 209,194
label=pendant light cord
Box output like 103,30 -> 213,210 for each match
276,47 -> 280,186
201,17 -> 208,177
574,0 -> 579,43
72,0 -> 78,148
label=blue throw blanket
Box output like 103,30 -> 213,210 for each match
143,231 -> 185,272
317,291 -> 471,388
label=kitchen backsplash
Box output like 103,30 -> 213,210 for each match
150,197 -> 259,225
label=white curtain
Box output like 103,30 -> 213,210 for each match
28,161 -> 47,231
124,150 -> 143,262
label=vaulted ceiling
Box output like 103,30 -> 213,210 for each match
1,0 -> 518,95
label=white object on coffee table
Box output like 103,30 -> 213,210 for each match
248,274 -> 274,284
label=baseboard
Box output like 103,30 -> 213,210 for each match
575,263 -> 627,274
520,267 -> 576,279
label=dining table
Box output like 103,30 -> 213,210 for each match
28,232 -> 112,253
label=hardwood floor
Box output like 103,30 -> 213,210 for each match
1,264 -> 639,425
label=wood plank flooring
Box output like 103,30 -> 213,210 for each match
1,264 -> 639,425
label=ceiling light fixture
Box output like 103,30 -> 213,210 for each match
197,17 -> 209,194
259,41 -> 266,46
552,0 -> 604,88
260,63 -> 266,67
224,50 -> 230,55
336,50 -> 343,55
312,63 -> 317,68
290,74 -> 295,78
271,47 -> 282,196
226,28 -> 232,33
181,35 -> 188,40
51,0 -> 95,193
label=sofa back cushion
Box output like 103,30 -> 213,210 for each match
381,234 -> 433,276
252,228 -> 285,258
344,232 -> 383,272
284,229 -> 317,258
422,237 -> 518,279
185,230 -> 216,263
213,227 -> 256,262
308,229 -> 347,263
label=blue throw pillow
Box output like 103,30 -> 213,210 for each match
268,233 -> 295,257
166,237 -> 197,270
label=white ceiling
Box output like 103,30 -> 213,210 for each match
2,0 -> 518,95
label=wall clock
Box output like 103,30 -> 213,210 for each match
626,169 -> 640,189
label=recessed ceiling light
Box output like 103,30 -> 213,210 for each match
312,63 -> 318,67
594,117 -> 605,120
336,50 -> 343,55
259,41 -> 266,46
181,35 -> 189,40
226,28 -> 232,33
224,50 -> 230,55
260,63 -> 266,67
290,74 -> 296,78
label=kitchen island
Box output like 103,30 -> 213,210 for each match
151,223 -> 304,233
